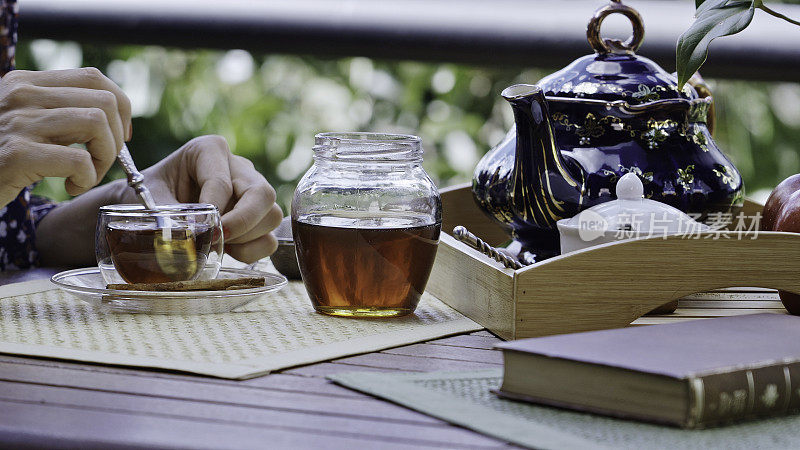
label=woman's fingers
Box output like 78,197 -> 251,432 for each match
224,234 -> 279,264
146,135 -> 281,261
22,142 -> 97,196
5,68 -> 133,138
225,203 -> 283,245
221,155 -> 277,243
183,135 -> 235,213
21,107 -> 117,183
24,86 -> 126,154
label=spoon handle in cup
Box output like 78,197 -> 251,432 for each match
117,144 -> 157,211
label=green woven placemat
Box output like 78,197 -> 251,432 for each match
329,369 -> 800,449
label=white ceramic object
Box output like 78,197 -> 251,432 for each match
557,173 -> 710,254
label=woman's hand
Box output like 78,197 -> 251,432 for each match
38,135 -> 282,267
123,135 -> 283,263
0,67 -> 132,205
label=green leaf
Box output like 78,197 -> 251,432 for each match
676,1 -> 755,89
696,0 -> 731,16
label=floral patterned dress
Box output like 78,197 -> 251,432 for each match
0,190 -> 57,270
0,0 -> 58,270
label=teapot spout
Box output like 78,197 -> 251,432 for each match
502,84 -> 585,229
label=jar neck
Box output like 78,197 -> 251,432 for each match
313,132 -> 423,164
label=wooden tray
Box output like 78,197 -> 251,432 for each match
427,184 -> 800,340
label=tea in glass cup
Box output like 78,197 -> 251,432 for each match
292,133 -> 442,317
96,204 -> 223,285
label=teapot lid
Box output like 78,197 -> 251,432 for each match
538,0 -> 697,105
558,173 -> 709,234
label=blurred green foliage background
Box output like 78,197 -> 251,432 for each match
18,41 -> 800,212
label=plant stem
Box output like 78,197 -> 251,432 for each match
758,3 -> 800,26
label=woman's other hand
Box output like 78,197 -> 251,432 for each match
123,135 -> 283,264
0,67 -> 132,205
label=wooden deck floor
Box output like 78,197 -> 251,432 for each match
0,331 -> 512,449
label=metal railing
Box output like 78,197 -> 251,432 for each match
19,0 -> 800,81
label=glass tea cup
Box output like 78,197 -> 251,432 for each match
96,204 -> 223,285
292,132 -> 442,318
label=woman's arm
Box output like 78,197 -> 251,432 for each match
35,178 -> 127,267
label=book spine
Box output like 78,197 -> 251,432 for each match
687,360 -> 800,428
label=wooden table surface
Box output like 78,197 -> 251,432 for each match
0,268 -> 786,449
0,268 -> 513,449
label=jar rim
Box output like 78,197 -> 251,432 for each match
99,203 -> 218,217
314,132 -> 422,163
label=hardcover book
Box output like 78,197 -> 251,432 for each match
495,313 -> 800,428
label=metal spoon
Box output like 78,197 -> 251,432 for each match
117,144 -> 157,210
117,144 -> 198,279
452,226 -> 524,270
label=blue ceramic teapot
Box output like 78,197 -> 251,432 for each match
472,0 -> 743,259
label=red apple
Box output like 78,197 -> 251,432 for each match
774,192 -> 800,315
774,191 -> 800,232
762,174 -> 800,231
762,175 -> 800,314
780,292 -> 800,316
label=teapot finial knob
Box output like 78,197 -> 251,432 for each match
587,0 -> 645,55
616,173 -> 644,200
